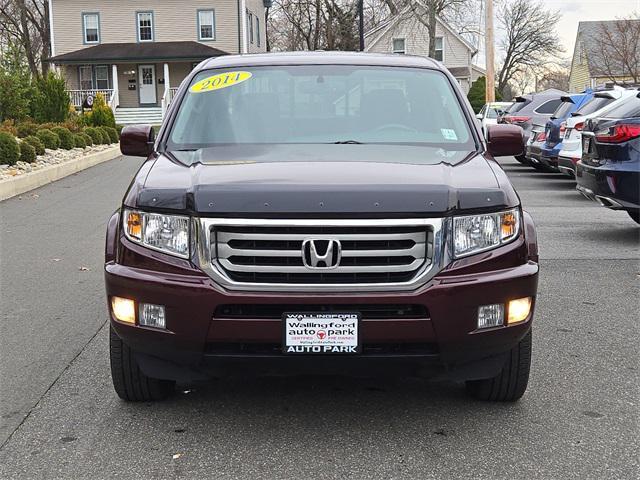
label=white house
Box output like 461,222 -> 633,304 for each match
364,10 -> 484,93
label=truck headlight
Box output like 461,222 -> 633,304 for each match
123,209 -> 190,258
453,208 -> 520,258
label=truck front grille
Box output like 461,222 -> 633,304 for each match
197,218 -> 444,292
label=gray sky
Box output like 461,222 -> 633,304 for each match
540,0 -> 640,58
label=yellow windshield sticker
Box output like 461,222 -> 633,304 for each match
190,71 -> 252,93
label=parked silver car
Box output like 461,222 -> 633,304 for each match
500,88 -> 566,163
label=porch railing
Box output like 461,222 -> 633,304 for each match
67,89 -> 114,110
161,87 -> 179,118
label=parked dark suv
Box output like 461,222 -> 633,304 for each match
106,53 -> 539,403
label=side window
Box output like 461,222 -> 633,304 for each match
392,38 -> 406,54
198,10 -> 215,41
535,99 -> 562,114
137,12 -> 154,42
83,13 -> 100,44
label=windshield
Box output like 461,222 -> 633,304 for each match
602,95 -> 640,118
506,100 -> 528,114
167,66 -> 474,150
551,100 -> 575,119
575,96 -> 614,116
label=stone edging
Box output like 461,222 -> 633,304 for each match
0,146 -> 121,202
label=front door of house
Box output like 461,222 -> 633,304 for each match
138,65 -> 156,104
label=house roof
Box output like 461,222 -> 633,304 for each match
448,66 -> 470,78
576,20 -> 640,77
364,6 -> 478,55
48,41 -> 228,64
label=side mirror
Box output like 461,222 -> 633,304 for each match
120,125 -> 155,157
486,124 -> 524,157
475,113 -> 483,120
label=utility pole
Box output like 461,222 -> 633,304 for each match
485,0 -> 495,102
358,0 -> 365,51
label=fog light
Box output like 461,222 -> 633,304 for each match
139,303 -> 166,329
507,297 -> 532,324
112,296 -> 136,324
478,304 -> 504,329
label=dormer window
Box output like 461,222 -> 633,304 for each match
83,13 -> 100,44
137,12 -> 154,42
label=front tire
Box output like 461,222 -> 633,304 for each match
110,326 -> 175,401
465,330 -> 532,402
514,154 -> 528,164
627,210 -> 640,224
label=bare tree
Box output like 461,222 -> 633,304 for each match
0,0 -> 50,77
268,0 -> 358,51
496,0 -> 562,96
267,0 -> 473,56
590,15 -> 640,84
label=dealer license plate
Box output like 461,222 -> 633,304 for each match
283,312 -> 361,354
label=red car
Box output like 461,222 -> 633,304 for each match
106,52 -> 538,403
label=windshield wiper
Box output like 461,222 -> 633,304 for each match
333,140 -> 364,144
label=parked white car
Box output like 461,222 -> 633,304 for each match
476,102 -> 513,138
557,87 -> 637,176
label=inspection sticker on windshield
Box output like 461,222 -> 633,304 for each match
190,71 -> 252,93
441,128 -> 458,141
283,312 -> 361,354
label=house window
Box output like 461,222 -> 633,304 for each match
256,16 -> 260,47
79,66 -> 93,90
83,13 -> 99,44
95,65 -> 109,89
198,10 -> 215,40
137,12 -> 154,42
434,37 -> 444,61
247,12 -> 254,44
78,65 -> 109,90
392,38 -> 406,54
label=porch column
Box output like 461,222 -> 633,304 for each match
163,62 -> 170,93
111,64 -> 119,109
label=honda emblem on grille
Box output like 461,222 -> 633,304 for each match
301,239 -> 342,269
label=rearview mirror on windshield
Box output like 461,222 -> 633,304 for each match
120,125 -> 155,157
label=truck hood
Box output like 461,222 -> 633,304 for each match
130,144 -> 512,214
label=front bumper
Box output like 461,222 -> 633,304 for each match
105,213 -> 539,382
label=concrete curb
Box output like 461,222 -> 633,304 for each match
0,146 -> 121,202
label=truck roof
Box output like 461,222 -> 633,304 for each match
201,51 -> 443,71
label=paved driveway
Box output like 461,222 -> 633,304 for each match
0,157 -> 638,479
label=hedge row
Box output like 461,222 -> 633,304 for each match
1,125 -> 119,166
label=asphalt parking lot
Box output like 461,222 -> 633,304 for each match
0,156 -> 638,479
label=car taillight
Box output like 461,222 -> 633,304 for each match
574,122 -> 584,131
505,116 -> 531,124
559,122 -> 566,134
595,124 -> 640,143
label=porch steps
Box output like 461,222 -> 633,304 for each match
114,107 -> 163,126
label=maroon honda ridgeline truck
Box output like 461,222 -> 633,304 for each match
106,52 -> 538,402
